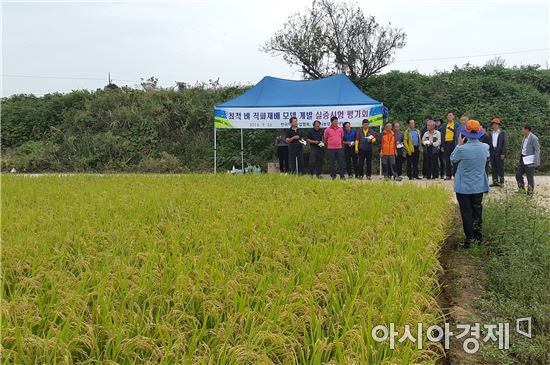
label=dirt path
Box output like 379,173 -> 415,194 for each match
433,176 -> 550,365
365,174 -> 550,209
437,219 -> 492,365
311,173 -> 550,209
350,174 -> 537,363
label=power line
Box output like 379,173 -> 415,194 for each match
2,47 -> 548,84
401,48 -> 550,62
1,74 -> 140,83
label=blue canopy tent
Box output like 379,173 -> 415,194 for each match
213,74 -> 387,173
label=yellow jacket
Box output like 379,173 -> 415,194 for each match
404,128 -> 421,154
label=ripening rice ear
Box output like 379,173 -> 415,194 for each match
2,174 -> 452,364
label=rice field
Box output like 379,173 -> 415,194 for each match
2,174 -> 451,364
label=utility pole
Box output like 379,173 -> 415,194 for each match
108,72 -> 112,84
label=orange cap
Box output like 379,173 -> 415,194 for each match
465,119 -> 481,133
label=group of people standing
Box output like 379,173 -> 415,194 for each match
276,112 -> 541,193
276,113 -> 541,249
277,116 -> 398,180
395,113 -> 507,184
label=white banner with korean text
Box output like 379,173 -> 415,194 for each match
214,104 -> 385,129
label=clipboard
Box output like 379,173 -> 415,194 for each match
522,155 -> 535,165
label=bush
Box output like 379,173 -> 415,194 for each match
137,152 -> 183,173
2,140 -> 60,172
362,65 -> 550,172
1,65 -> 548,173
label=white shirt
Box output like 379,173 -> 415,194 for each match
491,130 -> 500,148
521,133 -> 530,155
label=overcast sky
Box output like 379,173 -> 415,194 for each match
1,0 -> 549,96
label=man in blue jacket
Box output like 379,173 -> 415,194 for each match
451,119 -> 490,248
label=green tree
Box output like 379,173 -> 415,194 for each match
261,0 -> 406,81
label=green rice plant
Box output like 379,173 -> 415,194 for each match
475,195 -> 550,365
1,174 -> 451,364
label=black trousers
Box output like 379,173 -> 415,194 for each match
444,141 -> 456,178
344,145 -> 358,177
425,148 -> 439,179
456,192 -> 484,244
357,149 -> 373,177
406,147 -> 420,179
288,144 -> 304,174
422,150 -> 428,178
327,148 -> 345,178
396,150 -> 404,177
490,152 -> 505,183
516,156 -> 535,192
277,145 -> 289,173
309,147 -> 324,176
438,150 -> 445,178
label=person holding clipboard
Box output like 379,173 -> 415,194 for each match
443,112 -> 456,180
516,125 -> 540,194
307,120 -> 324,178
285,117 -> 306,174
355,119 -> 377,180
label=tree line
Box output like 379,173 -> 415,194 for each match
1,64 -> 549,173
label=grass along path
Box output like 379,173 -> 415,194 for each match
437,192 -> 550,365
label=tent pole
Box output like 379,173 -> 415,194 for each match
214,126 -> 217,174
240,128 -> 244,172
